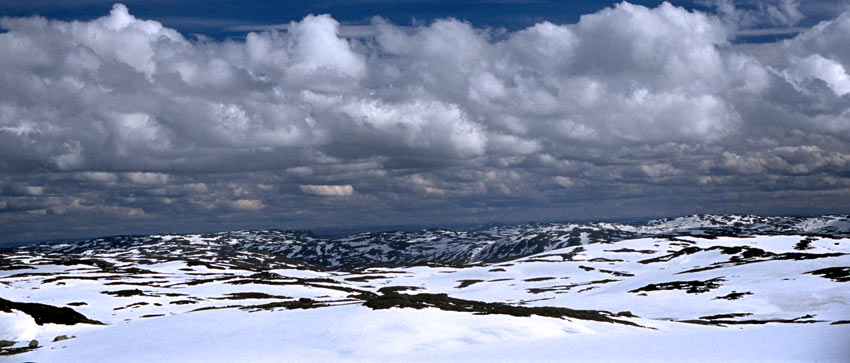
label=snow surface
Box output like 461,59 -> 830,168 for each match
9,306 -> 850,363
2,226 -> 849,361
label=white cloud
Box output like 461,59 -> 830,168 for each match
77,172 -> 120,182
705,0 -> 804,29
554,176 -> 574,188
300,185 -> 354,197
2,2 -> 850,241
228,199 -> 266,211
782,54 -> 850,96
124,172 -> 169,185
0,2 -> 758,172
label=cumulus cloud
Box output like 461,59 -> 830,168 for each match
124,172 -> 170,185
228,199 -> 266,211
705,0 -> 805,30
1,2 -> 850,242
300,185 -> 354,197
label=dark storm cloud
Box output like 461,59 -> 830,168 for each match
0,2 -> 849,242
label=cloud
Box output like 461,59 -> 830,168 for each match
1,2 -> 850,242
228,199 -> 266,211
124,172 -> 170,185
554,176 -> 574,188
704,0 -> 805,29
300,185 -> 354,197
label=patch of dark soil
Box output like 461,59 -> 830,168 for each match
524,277 -> 555,282
714,291 -> 753,300
344,275 -> 389,282
831,320 -> 850,325
113,302 -> 148,310
100,289 -> 153,297
53,335 -> 74,342
0,297 -> 103,325
488,278 -> 514,282
119,267 -> 159,274
227,277 -> 366,294
794,237 -> 816,251
681,314 -> 821,326
170,300 -> 197,305
0,265 -> 34,271
806,267 -> 850,282
0,345 -> 39,356
735,250 -> 843,262
191,304 -> 246,312
183,276 -> 239,286
456,279 -> 484,288
587,258 -> 625,263
42,275 -> 125,284
377,286 -> 420,294
578,265 -> 595,271
699,313 -> 753,320
629,278 -> 724,294
51,258 -> 116,271
243,298 -> 325,311
3,272 -> 55,279
665,236 -> 697,243
596,268 -> 634,277
604,248 -> 655,254
354,291 -> 640,327
103,280 -> 167,287
185,260 -> 224,270
140,314 -> 164,318
301,277 -> 340,284
537,247 -> 586,261
67,301 -> 87,306
677,249 -> 846,274
247,271 -> 284,280
214,292 -> 292,300
527,279 -> 620,294
638,247 -> 702,264
488,268 -> 506,272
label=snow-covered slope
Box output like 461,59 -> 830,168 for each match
1,215 -> 849,361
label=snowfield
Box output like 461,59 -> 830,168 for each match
1,215 -> 849,362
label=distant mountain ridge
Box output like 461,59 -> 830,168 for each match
12,214 -> 850,269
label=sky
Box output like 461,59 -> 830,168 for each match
1,0 -> 850,244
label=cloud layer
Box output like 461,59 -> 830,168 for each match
1,2 -> 849,242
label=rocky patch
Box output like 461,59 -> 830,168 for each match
0,297 -> 103,325
806,267 -> 850,282
629,278 -> 724,294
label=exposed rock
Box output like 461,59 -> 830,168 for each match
0,297 -> 103,326
53,335 -> 74,342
